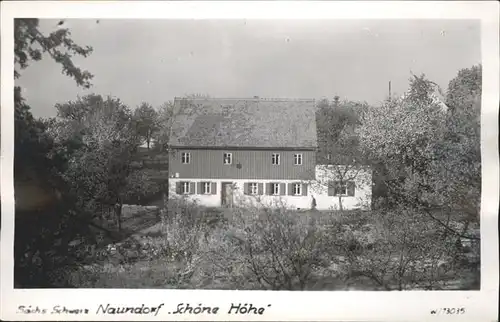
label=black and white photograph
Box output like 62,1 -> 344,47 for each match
1,1 -> 499,321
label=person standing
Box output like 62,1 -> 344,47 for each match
311,195 -> 317,210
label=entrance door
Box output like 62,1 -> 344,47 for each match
221,182 -> 234,207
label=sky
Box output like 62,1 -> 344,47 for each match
16,19 -> 481,118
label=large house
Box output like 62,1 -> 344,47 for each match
168,97 -> 371,210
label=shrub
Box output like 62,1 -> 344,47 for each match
199,206 -> 344,290
340,207 -> 465,290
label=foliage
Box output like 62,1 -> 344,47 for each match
14,19 -> 93,87
151,101 -> 174,151
57,204 -> 479,290
201,206 -> 344,290
356,69 -> 481,240
14,19 -> 95,287
315,98 -> 370,210
134,103 -> 159,149
13,19 -> 481,291
341,207 -> 464,290
316,98 -> 364,164
446,65 -> 482,116
54,94 -> 154,231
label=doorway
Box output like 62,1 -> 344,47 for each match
221,182 -> 234,207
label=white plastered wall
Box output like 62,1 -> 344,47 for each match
168,165 -> 372,210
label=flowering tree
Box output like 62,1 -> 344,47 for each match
201,206 -> 344,290
341,207 -> 463,290
356,70 -> 481,239
56,95 -> 151,232
351,69 -> 481,290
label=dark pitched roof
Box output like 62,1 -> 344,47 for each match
168,97 -> 317,149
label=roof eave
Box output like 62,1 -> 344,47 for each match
168,145 -> 317,151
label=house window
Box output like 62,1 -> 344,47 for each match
249,182 -> 258,195
272,153 -> 280,165
334,181 -> 347,196
181,181 -> 190,194
181,152 -> 191,164
293,183 -> 302,195
271,183 -> 280,195
223,152 -> 232,165
294,153 -> 303,165
202,182 -> 211,194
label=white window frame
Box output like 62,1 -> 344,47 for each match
181,152 -> 191,164
202,182 -> 211,194
294,153 -> 303,165
272,153 -> 280,165
327,153 -> 332,161
181,181 -> 190,194
293,183 -> 302,195
272,183 -> 280,195
249,182 -> 258,195
223,152 -> 232,165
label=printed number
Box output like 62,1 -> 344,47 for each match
430,308 -> 466,315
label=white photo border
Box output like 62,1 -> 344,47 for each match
1,1 -> 498,321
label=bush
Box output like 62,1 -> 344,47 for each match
53,202 -> 479,290
199,206 -> 344,290
340,207 -> 467,290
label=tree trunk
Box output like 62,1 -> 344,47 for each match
114,202 -> 123,233
338,195 -> 343,211
162,182 -> 168,208
117,206 -> 122,232
455,220 -> 470,252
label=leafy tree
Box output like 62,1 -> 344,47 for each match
134,102 -> 159,149
150,101 -> 173,152
446,65 -> 482,116
14,18 -> 94,287
314,98 -> 369,210
406,73 -> 442,108
14,18 -> 94,210
56,94 -> 145,232
15,19 -> 93,87
356,70 -> 480,240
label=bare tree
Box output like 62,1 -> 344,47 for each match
341,206 -> 464,290
201,205 -> 343,290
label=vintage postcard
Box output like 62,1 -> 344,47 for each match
1,1 -> 499,321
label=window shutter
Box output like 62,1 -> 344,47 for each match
197,182 -> 203,195
267,183 -> 273,195
211,182 -> 217,194
302,183 -> 308,196
244,183 -> 249,195
287,183 -> 293,196
327,181 -> 334,196
258,183 -> 264,195
189,182 -> 196,195
280,183 -> 286,196
347,181 -> 355,196
176,182 -> 181,194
